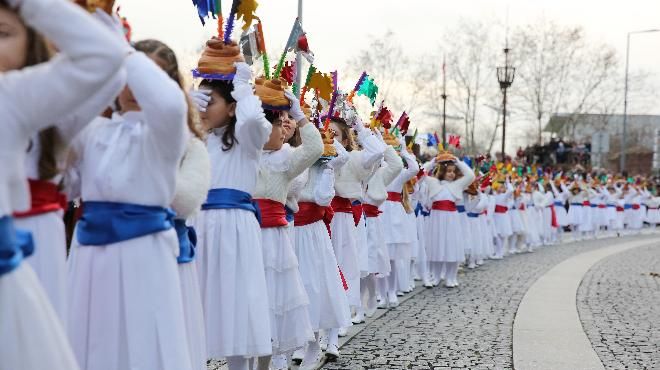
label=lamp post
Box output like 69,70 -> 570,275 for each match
497,44 -> 515,160
621,29 -> 660,172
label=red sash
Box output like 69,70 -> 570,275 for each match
432,200 -> 456,212
519,203 -> 526,211
632,204 -> 641,210
294,202 -> 326,227
254,199 -> 288,228
494,205 -> 508,214
582,201 -> 591,207
616,206 -> 624,212
598,204 -> 606,209
387,192 -> 402,202
550,205 -> 558,228
363,203 -> 382,218
338,266 -> 349,291
14,179 -> 67,218
351,202 -> 363,226
331,196 -> 352,213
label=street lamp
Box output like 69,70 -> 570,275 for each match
621,29 -> 660,172
496,44 -> 515,160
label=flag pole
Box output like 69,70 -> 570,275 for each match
295,0 -> 303,98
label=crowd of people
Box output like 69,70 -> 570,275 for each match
2,1 -> 660,370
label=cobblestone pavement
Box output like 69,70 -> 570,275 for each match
320,233 -> 659,370
577,243 -> 660,370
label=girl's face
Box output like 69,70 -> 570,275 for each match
329,121 -> 349,148
282,112 -> 295,141
0,7 -> 28,72
199,89 -> 236,130
118,54 -> 171,114
443,164 -> 457,181
264,121 -> 285,151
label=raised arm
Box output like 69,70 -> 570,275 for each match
381,146 -> 404,186
313,167 -> 336,207
354,119 -> 385,169
124,53 -> 186,162
2,0 -> 126,133
171,137 -> 211,219
454,159 -> 476,190
399,143 -> 420,182
232,63 -> 272,156
285,91 -> 323,179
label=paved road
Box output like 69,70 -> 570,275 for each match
321,233 -> 659,370
578,243 -> 660,370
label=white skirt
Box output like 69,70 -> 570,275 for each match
580,206 -> 594,232
15,211 -> 67,325
355,215 -> 369,277
294,221 -> 351,331
67,229 -> 192,370
542,207 -> 554,239
522,209 -> 541,246
193,208 -> 271,358
1,263 -> 80,370
612,210 -> 625,230
567,204 -> 583,226
509,209 -> 525,235
380,200 -> 412,244
330,213 -> 361,307
494,212 -> 513,237
365,215 -> 391,275
466,216 -> 481,257
456,211 -> 470,254
478,216 -> 494,258
261,227 -> 314,353
426,210 -> 464,263
647,208 -> 660,224
554,203 -> 569,227
178,261 -> 207,370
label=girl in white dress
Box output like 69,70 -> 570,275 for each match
508,185 -> 526,253
169,85 -> 211,370
252,80 -> 320,368
424,155 -> 475,287
190,59 -> 273,369
66,38 -> 193,370
550,180 -> 569,242
357,137 -> 402,321
492,179 -> 513,259
1,0 -> 125,368
328,114 -> 385,352
380,136 -> 419,305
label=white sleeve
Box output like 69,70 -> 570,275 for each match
1,0 -> 125,134
357,130 -> 385,169
124,53 -> 187,163
286,124 -> 323,179
400,151 -> 420,182
381,146 -> 404,186
171,138 -> 211,219
232,83 -> 271,156
314,168 -> 336,206
453,160 -> 476,190
58,68 -> 126,141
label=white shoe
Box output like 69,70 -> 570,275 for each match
352,310 -> 365,324
319,334 -> 328,351
338,327 -> 348,337
299,343 -> 322,370
396,291 -> 404,297
325,343 -> 340,362
467,262 -> 476,269
270,354 -> 288,370
423,280 -> 433,288
387,291 -> 399,308
292,348 -> 304,365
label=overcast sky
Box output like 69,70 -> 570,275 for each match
117,0 -> 660,147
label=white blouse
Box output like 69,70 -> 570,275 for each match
0,0 -> 125,216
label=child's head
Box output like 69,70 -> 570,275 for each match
328,116 -> 356,151
198,78 -> 237,150
263,109 -> 286,151
0,4 -> 49,72
435,162 -> 459,181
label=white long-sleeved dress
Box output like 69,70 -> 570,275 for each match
66,53 -> 192,370
192,77 -> 273,358
330,129 -> 385,308
425,160 -> 475,263
171,137 -> 211,370
0,0 -> 125,367
254,123 -> 322,353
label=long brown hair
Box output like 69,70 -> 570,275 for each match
133,39 -> 202,140
433,162 -> 462,181
329,116 -> 356,151
20,26 -> 65,180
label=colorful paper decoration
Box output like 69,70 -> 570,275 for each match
356,76 -> 378,106
307,71 -> 333,101
280,61 -> 295,85
236,0 -> 258,31
191,0 -> 220,25
395,112 -> 410,135
448,134 -> 461,149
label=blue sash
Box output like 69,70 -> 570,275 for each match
76,201 -> 175,246
467,212 -> 479,218
284,205 -> 295,223
554,201 -> 564,207
607,204 -> 616,208
174,219 -> 196,264
624,204 -> 632,210
414,203 -> 422,217
0,216 -> 34,276
456,205 -> 466,213
570,203 -> 582,207
201,188 -> 261,223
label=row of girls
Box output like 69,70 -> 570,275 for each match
2,3 -> 656,370
0,2 -> 439,370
